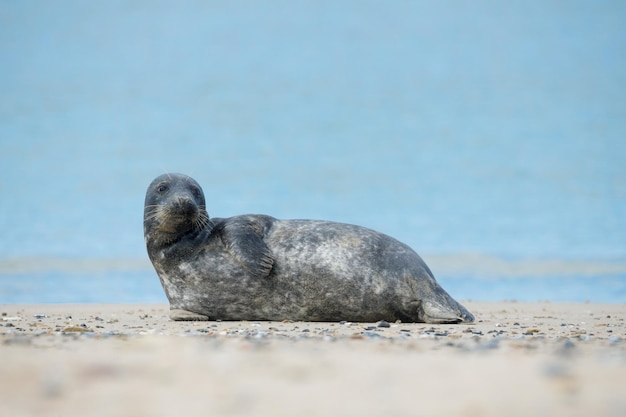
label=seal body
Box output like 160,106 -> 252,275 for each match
144,173 -> 474,324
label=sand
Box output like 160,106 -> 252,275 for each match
1,302 -> 624,417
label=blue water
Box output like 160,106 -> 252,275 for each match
1,1 -> 625,304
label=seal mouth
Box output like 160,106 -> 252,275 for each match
144,203 -> 210,236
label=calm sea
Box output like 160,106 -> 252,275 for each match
1,1 -> 625,303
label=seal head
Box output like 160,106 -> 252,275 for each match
144,173 -> 210,249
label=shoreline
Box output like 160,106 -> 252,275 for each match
2,302 -> 625,417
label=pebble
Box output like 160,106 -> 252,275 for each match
557,339 -> 576,353
376,320 -> 391,328
62,325 -> 93,333
474,339 -> 500,351
361,331 -> 384,339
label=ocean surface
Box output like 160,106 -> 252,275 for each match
1,1 -> 625,304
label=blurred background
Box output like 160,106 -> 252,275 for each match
1,0 -> 624,303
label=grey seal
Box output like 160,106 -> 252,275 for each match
144,173 -> 474,324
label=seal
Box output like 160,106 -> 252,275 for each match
144,173 -> 474,324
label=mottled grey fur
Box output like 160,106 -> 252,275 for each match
144,173 -> 474,324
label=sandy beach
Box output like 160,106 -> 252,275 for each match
1,302 -> 624,417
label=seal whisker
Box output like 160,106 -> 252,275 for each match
143,209 -> 161,217
144,205 -> 166,223
143,205 -> 162,214
143,208 -> 160,217
194,211 -> 211,232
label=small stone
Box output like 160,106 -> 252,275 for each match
376,320 -> 391,328
34,314 -> 48,319
558,339 -> 576,353
475,339 -> 500,351
362,331 -> 383,339
62,326 -> 93,333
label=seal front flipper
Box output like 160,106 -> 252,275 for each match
221,218 -> 275,279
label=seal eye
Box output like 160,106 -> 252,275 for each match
156,184 -> 168,193
192,186 -> 202,198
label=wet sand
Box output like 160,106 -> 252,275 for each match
1,302 -> 625,417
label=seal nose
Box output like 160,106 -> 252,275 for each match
173,197 -> 197,216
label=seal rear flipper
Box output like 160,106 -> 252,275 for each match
419,299 -> 474,324
170,309 -> 210,321
221,219 -> 275,279
403,298 -> 474,324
